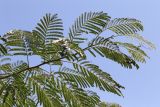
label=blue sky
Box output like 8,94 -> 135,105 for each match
0,0 -> 159,107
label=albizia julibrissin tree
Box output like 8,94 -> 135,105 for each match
0,12 -> 154,107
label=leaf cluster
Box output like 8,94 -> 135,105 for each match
0,12 -> 154,107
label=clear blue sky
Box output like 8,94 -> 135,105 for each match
0,0 -> 159,107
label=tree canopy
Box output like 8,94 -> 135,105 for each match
0,12 -> 154,107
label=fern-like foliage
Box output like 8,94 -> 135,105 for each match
0,36 -> 7,55
57,60 -> 124,96
32,13 -> 65,64
28,74 -> 101,107
116,42 -> 148,63
87,36 -> 139,69
107,18 -> 143,35
69,12 -> 110,43
3,30 -> 33,56
0,44 -> 7,55
0,12 -> 154,107
33,13 -> 64,43
0,61 -> 32,106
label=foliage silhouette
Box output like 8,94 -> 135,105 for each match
0,12 -> 154,107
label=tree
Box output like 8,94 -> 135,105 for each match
0,12 -> 154,107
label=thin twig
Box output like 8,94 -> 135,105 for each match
0,56 -> 65,80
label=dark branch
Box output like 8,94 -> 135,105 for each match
0,35 -> 117,80
0,56 -> 65,80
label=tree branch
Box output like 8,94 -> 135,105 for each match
0,56 -> 65,80
0,35 -> 117,80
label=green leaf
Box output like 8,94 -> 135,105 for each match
0,44 -> 7,55
116,42 -> 148,62
61,61 -> 124,96
29,78 -> 55,107
33,13 -> 64,43
3,30 -> 33,56
69,12 -> 110,43
86,36 -> 139,69
107,18 -> 143,35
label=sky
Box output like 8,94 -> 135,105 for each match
0,0 -> 159,107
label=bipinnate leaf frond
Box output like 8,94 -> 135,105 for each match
28,75 -> 101,107
69,12 -> 110,43
86,36 -> 139,69
107,18 -> 143,35
0,61 -> 32,106
59,60 -> 124,96
116,42 -> 148,63
33,13 -> 64,44
3,30 -> 33,56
